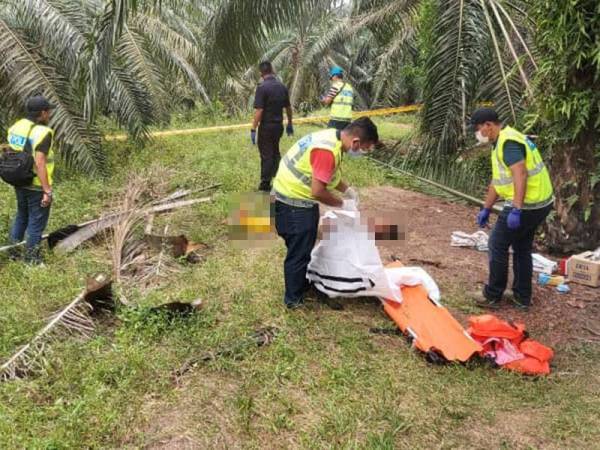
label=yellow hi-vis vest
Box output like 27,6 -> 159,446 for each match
491,126 -> 553,209
7,118 -> 55,188
330,80 -> 354,122
273,129 -> 343,204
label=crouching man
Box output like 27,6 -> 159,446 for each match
272,117 -> 379,309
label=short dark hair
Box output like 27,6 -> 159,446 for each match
258,61 -> 273,75
345,117 -> 379,144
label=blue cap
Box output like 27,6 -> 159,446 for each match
26,95 -> 56,113
329,66 -> 343,78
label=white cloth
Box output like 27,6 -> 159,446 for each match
384,266 -> 441,304
532,253 -> 557,274
341,199 -> 358,211
451,231 -> 489,252
308,209 -> 441,304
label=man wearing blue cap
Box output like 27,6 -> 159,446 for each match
5,95 -> 56,264
321,66 -> 354,131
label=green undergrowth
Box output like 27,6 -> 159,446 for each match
0,115 -> 598,448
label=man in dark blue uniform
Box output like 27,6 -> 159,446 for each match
251,61 -> 294,192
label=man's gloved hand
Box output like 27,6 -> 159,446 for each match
286,123 -> 294,136
344,187 -> 359,207
476,207 -> 491,228
507,208 -> 521,230
341,199 -> 358,211
250,129 -> 257,145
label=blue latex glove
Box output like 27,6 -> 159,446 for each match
250,129 -> 256,145
286,123 -> 294,136
476,208 -> 491,228
507,207 -> 521,230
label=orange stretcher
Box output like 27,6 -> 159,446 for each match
382,262 -> 482,362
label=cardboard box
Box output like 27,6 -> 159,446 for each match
567,252 -> 600,288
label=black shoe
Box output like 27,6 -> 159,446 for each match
322,297 -> 344,311
304,286 -> 344,311
509,295 -> 530,311
285,301 -> 305,310
473,292 -> 501,309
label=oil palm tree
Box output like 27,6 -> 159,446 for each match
0,0 -> 213,174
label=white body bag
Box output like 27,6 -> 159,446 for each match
307,209 -> 440,303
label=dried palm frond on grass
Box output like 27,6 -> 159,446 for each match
0,274 -> 112,381
109,172 -> 212,304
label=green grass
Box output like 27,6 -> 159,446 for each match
1,115 -> 598,449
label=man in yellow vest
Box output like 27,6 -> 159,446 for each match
7,95 -> 56,264
471,108 -> 554,311
272,117 -> 379,309
321,66 -> 354,131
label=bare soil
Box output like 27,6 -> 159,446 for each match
361,186 -> 600,348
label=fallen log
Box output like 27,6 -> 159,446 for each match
0,183 -> 221,254
54,197 -> 212,253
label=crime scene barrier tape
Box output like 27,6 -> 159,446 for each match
105,104 -> 422,141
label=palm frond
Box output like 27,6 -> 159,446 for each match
133,13 -> 200,65
419,0 -> 536,158
84,0 -> 127,122
206,0 -> 324,70
113,25 -> 169,123
139,19 -> 210,104
0,18 -> 104,174
8,0 -> 87,79
420,0 -> 483,157
0,274 -> 111,381
480,52 -> 529,124
107,66 -> 153,141
371,26 -> 418,106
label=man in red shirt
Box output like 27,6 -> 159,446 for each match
272,117 -> 379,309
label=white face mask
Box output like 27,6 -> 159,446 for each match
347,148 -> 367,158
475,130 -> 489,144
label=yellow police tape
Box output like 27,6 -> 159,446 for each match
105,104 -> 422,141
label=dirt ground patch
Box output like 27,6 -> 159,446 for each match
137,186 -> 599,449
361,186 -> 600,348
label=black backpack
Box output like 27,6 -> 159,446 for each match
0,123 -> 35,187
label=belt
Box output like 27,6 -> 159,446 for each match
504,197 -> 554,210
274,191 -> 316,208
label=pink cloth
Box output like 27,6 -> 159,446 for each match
482,337 -> 524,365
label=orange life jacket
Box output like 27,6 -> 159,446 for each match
468,314 -> 553,376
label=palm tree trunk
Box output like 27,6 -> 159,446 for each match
546,130 -> 600,253
289,43 -> 305,107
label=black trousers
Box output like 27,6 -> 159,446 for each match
257,123 -> 283,191
484,204 -> 552,304
274,201 -> 320,306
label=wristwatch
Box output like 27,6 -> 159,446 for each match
44,190 -> 53,197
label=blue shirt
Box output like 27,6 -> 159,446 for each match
502,140 -> 526,167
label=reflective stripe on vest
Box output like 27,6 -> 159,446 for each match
273,129 -> 343,202
330,81 -> 353,121
491,126 -> 553,207
7,118 -> 55,187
